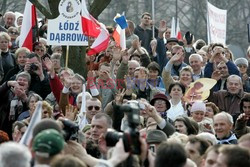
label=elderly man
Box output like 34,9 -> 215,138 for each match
213,112 -> 237,144
234,94 -> 250,138
0,72 -> 30,137
3,11 -> 15,29
189,54 -> 204,81
208,75 -> 248,119
86,98 -> 102,123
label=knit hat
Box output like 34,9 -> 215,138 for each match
191,101 -> 206,113
234,58 -> 248,67
32,129 -> 64,157
146,130 -> 167,144
150,93 -> 171,110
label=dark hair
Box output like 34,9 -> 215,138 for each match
32,119 -> 62,137
141,12 -> 151,18
147,62 -> 160,74
93,113 -> 113,128
12,121 -> 26,132
174,116 -> 198,135
203,145 -> 221,159
168,82 -> 186,95
211,43 -> 225,50
188,136 -> 210,156
155,141 -> 187,167
27,53 -> 41,62
206,102 -> 220,115
219,145 -> 250,167
85,140 -> 101,158
240,94 -> 250,112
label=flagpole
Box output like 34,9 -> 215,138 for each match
65,45 -> 69,68
152,0 -> 155,39
175,0 -> 178,33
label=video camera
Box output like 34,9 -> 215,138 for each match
61,119 -> 79,141
105,100 -> 141,154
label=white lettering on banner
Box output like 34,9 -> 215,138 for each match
207,1 -> 227,45
47,0 -> 88,46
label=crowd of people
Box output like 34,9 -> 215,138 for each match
0,10 -> 250,167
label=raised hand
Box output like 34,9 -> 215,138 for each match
237,113 -> 249,122
121,49 -> 130,64
159,20 -> 167,33
170,49 -> 183,63
115,88 -> 126,104
112,46 -> 122,61
65,104 -> 78,121
211,70 -> 221,81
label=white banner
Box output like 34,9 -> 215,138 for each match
207,1 -> 227,45
47,0 -> 88,46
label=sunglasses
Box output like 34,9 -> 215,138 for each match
238,65 -> 247,68
87,106 -> 100,110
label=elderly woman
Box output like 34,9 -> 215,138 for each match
3,47 -> 30,82
235,58 -> 250,92
7,26 -> 19,53
0,32 -> 16,80
18,93 -> 42,121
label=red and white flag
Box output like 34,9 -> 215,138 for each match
87,23 -> 109,56
19,0 -> 37,51
176,18 -> 182,40
81,0 -> 101,38
113,25 -> 126,50
170,17 -> 182,40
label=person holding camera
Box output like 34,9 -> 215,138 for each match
204,43 -> 240,92
23,53 -> 51,99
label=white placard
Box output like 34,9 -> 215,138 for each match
47,0 -> 88,46
207,1 -> 227,45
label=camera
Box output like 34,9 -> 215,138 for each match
61,119 -> 79,141
105,101 -> 141,154
29,63 -> 38,71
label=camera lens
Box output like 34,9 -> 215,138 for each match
105,130 -> 123,147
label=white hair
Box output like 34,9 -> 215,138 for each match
0,142 -> 32,167
76,92 -> 92,103
215,111 -> 234,125
189,53 -> 203,62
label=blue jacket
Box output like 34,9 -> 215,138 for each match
204,61 -> 240,91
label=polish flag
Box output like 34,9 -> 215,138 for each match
19,0 -> 37,51
81,0 -> 101,38
87,23 -> 109,56
170,17 -> 182,40
113,25 -> 126,50
176,18 -> 182,40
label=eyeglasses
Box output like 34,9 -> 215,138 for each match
238,65 -> 247,68
218,66 -> 227,70
87,106 -> 100,110
154,100 -> 166,105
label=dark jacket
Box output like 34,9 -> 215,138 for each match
204,61 -> 240,91
0,82 -> 28,137
134,25 -> 158,53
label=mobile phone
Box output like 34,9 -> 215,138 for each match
149,144 -> 156,153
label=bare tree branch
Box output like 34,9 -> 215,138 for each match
30,0 -> 53,18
